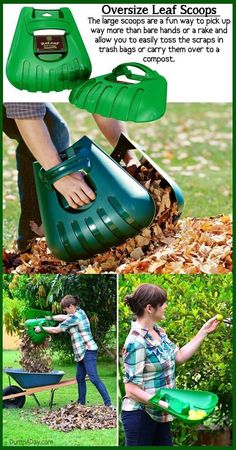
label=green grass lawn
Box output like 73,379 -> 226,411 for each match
3,350 -> 117,446
3,103 -> 232,249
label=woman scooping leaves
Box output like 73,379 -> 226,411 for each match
35,294 -> 113,407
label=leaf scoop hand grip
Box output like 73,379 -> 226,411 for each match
40,156 -> 91,190
108,62 -> 158,82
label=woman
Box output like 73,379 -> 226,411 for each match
121,283 -> 220,446
35,294 -> 112,407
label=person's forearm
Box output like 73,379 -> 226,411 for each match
93,114 -> 127,147
125,382 -> 152,405
15,118 -> 97,209
175,330 -> 207,365
15,119 -> 62,169
42,326 -> 63,334
51,314 -> 68,322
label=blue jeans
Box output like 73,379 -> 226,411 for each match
3,103 -> 70,250
121,409 -> 173,446
76,350 -> 111,406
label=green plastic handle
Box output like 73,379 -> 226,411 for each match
110,63 -> 157,82
40,156 -> 91,190
34,9 -> 61,19
26,18 -> 71,34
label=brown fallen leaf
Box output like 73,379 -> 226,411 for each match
130,247 -> 144,260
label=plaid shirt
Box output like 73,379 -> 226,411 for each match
59,308 -> 98,362
4,103 -> 47,119
122,321 -> 179,422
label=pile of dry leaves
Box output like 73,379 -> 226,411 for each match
40,403 -> 116,432
19,333 -> 52,373
3,158 -> 232,274
3,213 -> 232,275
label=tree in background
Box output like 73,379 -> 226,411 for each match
119,274 -> 232,445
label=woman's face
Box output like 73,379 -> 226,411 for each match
152,302 -> 168,321
63,304 -> 77,314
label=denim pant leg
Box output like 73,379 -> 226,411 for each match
3,103 -> 70,249
44,103 -> 70,152
121,410 -> 156,446
154,421 -> 173,446
16,142 -> 42,246
76,360 -> 87,404
121,409 -> 173,447
83,350 -> 111,406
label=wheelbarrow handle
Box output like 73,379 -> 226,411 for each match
39,156 -> 91,190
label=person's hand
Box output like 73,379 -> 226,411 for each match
53,172 -> 96,209
198,316 -> 221,337
45,316 -> 52,320
34,326 -> 42,333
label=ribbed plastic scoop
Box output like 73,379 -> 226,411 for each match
69,62 -> 167,122
6,7 -> 91,92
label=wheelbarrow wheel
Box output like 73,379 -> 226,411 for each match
3,385 -> 26,409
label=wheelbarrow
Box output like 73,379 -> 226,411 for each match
3,368 -> 76,409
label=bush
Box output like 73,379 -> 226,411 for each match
119,274 -> 232,445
